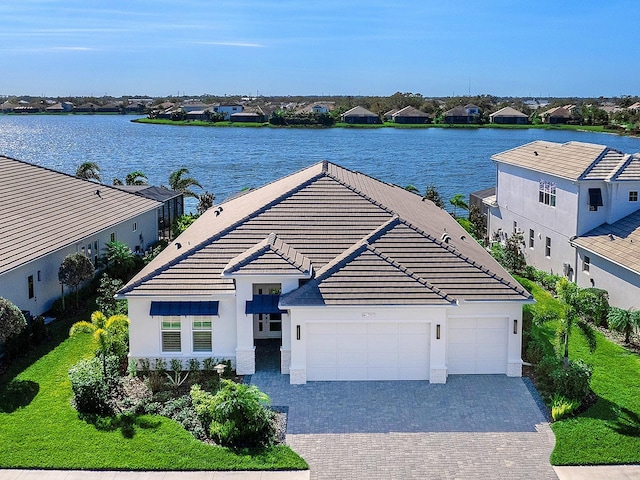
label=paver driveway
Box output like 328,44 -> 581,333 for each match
248,347 -> 557,480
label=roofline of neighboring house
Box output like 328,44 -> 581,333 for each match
457,298 -> 535,305
115,291 -> 237,300
569,239 -> 640,277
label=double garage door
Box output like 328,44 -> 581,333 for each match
306,322 -> 430,381
447,318 -> 508,374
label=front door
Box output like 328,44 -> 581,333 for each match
253,284 -> 283,339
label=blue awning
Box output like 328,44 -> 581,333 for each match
245,294 -> 285,315
150,301 -> 219,316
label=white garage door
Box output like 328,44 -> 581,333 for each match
306,322 -> 430,381
447,318 -> 508,374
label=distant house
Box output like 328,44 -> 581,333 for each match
341,106 -> 381,124
487,140 -> 640,309
185,110 -> 209,121
311,103 -> 333,114
181,102 -> 210,113
45,102 -> 73,113
0,156 -> 161,317
230,108 -> 265,123
524,99 -> 549,110
96,103 -> 121,113
212,104 -> 243,120
489,107 -> 528,125
1,101 -> 17,113
112,185 -> 184,240
444,104 -> 480,124
389,106 -> 431,124
469,187 -> 496,243
539,106 -> 571,124
74,103 -> 97,113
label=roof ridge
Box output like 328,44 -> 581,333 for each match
322,169 -> 399,216
579,145 -> 614,180
607,153 -> 634,181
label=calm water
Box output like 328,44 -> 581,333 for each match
2,115 -> 640,211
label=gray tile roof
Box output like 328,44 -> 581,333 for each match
492,141 -> 632,181
571,209 -> 640,275
341,106 -> 378,117
489,106 -> 528,118
0,156 -> 161,275
392,106 -> 430,118
121,161 -> 530,304
113,185 -> 182,202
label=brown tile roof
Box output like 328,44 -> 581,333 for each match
0,156 -> 161,275
121,161 -> 529,304
492,140 -> 630,181
571,209 -> 640,274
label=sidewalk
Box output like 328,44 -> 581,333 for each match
0,471 -> 309,480
554,465 -> 640,480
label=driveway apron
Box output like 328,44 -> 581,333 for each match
248,346 -> 557,480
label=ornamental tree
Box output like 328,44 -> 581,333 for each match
58,252 -> 95,308
0,297 -> 27,344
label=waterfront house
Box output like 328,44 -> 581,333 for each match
489,106 -> 529,125
0,156 -> 161,317
486,141 -> 640,309
539,106 -> 571,124
389,106 -> 431,124
120,162 -> 530,384
444,104 -> 480,124
341,106 -> 381,124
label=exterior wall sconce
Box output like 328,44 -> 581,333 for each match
436,324 -> 441,339
296,325 -> 301,340
513,319 -> 518,334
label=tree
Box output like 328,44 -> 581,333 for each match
502,232 -> 526,274
169,167 -> 203,198
449,193 -> 469,218
96,273 -> 127,316
0,297 -> 27,344
102,241 -> 135,280
58,252 -> 95,308
424,184 -> 445,209
607,307 -> 640,344
404,185 -> 419,193
112,178 -> 124,186
468,204 -> 486,240
125,171 -> 148,185
556,278 -> 597,367
197,191 -> 216,215
75,162 -> 101,182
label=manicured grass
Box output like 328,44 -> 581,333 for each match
518,277 -> 640,465
0,332 -> 307,471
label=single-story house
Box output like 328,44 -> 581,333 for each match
489,107 -> 529,125
444,104 -> 480,124
0,156 -> 161,317
120,162 -> 531,384
341,106 -> 381,124
539,106 -> 571,124
389,106 -> 431,124
230,108 -> 265,123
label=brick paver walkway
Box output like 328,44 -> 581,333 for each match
249,343 -> 558,480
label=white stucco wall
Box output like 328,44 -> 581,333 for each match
0,209 -> 158,316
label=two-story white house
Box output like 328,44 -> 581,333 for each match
486,140 -> 640,308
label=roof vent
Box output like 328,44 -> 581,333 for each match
534,151 -> 538,156
95,189 -> 101,197
460,235 -> 466,241
321,160 -> 328,173
608,234 -> 614,241
441,233 -> 451,244
175,242 -> 182,249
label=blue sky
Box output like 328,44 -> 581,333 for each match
0,1 -> 636,98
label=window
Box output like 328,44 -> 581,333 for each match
37,270 -> 41,281
513,221 -> 518,234
545,237 -> 551,258
588,188 -> 603,211
529,229 -> 535,249
93,240 -> 99,267
630,191 -> 638,202
110,232 -> 116,242
133,222 -> 137,232
161,317 -> 181,352
28,275 -> 34,299
192,316 -> 212,352
539,180 -> 556,207
583,256 -> 590,273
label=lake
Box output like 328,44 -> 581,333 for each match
2,115 -> 640,212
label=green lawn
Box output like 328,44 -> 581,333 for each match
517,277 -> 640,465
0,331 -> 307,471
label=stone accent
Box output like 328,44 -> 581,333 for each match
280,348 -> 291,374
430,368 -> 447,384
289,367 -> 306,384
507,361 -> 522,377
235,347 -> 255,375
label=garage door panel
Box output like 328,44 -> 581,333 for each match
448,318 -> 507,375
306,322 -> 430,381
476,328 -> 506,344
448,328 -> 476,343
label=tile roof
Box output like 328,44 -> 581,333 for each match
571,209 -> 640,275
489,106 -> 528,118
341,106 -> 378,117
492,140 -> 631,181
113,185 -> 182,202
392,106 -> 430,118
121,161 -> 530,304
0,156 -> 161,275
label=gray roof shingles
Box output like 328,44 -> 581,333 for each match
121,161 -> 530,304
1,156 -> 161,275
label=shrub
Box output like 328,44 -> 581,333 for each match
191,381 -> 275,448
522,265 -> 537,281
551,360 -> 592,402
0,297 -> 27,344
525,336 -> 549,365
579,288 -> 609,326
534,355 -> 563,397
68,356 -> 119,415
154,358 -> 167,375
551,394 -> 581,421
531,306 -> 559,325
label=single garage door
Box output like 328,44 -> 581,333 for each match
447,318 -> 508,374
306,322 -> 430,381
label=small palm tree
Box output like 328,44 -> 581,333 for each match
102,240 -> 135,280
75,162 -> 101,182
449,193 -> 469,218
556,278 -> 597,367
607,307 -> 640,344
125,171 -> 148,186
169,167 -> 203,198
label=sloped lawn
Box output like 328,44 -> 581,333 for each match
0,333 -> 306,471
517,277 -> 640,465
